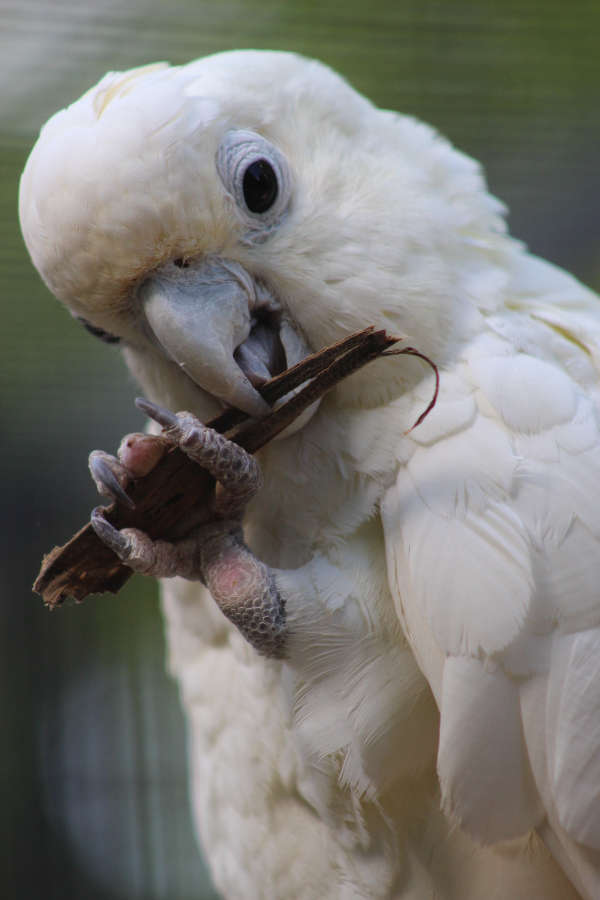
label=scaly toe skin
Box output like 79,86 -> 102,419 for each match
89,451 -> 135,508
91,507 -> 202,579
136,397 -> 262,513
91,508 -> 158,574
197,522 -> 287,657
177,417 -> 262,492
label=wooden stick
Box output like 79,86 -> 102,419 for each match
34,328 -> 404,607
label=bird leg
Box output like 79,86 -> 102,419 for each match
89,403 -> 287,657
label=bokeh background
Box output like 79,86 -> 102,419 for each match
2,1 -> 600,898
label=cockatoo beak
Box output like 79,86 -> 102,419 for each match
139,256 -> 286,417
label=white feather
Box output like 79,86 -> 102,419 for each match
19,49 -> 600,898
438,655 -> 543,842
547,631 -> 600,848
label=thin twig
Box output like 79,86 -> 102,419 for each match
382,346 -> 440,433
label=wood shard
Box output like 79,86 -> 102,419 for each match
33,327 -> 435,608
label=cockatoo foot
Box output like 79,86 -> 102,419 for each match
90,507 -> 203,578
89,404 -> 286,657
89,432 -> 169,508
135,398 -> 263,519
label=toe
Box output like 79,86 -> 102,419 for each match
135,397 -> 180,431
135,397 -> 262,512
118,432 -> 168,477
91,506 -> 133,556
176,419 -> 262,497
89,451 -> 135,508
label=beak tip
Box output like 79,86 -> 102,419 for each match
141,259 -> 277,420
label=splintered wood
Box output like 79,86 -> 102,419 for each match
34,327 -> 438,608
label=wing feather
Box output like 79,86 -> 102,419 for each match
437,655 -> 543,842
547,630 -> 600,848
383,312 -> 600,886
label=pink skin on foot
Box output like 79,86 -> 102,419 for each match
202,538 -> 268,606
211,554 -> 256,596
118,433 -> 168,477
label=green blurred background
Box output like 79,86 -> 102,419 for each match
2,1 -> 599,898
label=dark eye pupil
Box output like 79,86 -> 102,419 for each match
242,159 -> 278,214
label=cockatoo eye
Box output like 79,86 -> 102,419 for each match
242,159 -> 278,214
216,130 -> 291,236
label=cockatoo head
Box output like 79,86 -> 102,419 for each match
20,50 -> 506,417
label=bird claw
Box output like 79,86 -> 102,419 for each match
135,397 -> 179,432
89,450 -> 135,509
90,506 -> 132,557
91,507 -> 167,575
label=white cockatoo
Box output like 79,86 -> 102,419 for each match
19,50 -> 600,899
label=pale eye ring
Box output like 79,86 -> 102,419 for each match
216,130 -> 291,234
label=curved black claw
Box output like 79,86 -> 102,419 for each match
136,397 -> 179,432
89,452 -> 135,509
91,507 -> 132,558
